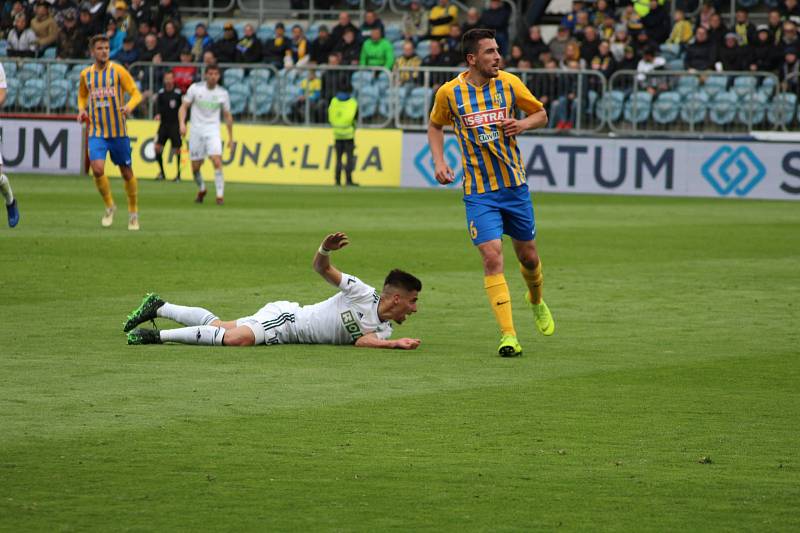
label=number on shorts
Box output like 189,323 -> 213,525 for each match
469,220 -> 478,240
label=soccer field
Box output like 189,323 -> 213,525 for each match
1,175 -> 799,531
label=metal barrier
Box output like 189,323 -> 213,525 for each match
235,0 -> 377,25
607,70 -> 783,135
0,58 -> 92,115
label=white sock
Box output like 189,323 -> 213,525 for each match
214,168 -> 224,198
160,325 -> 226,346
157,302 -> 218,326
0,174 -> 13,205
193,170 -> 206,192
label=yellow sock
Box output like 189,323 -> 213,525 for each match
123,175 -> 138,214
520,262 -> 544,304
484,273 -> 516,336
94,174 -> 114,209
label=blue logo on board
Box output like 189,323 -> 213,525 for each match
414,138 -> 463,188
701,146 -> 766,197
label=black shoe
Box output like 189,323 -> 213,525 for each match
154,173 -> 166,181
123,293 -> 165,332
127,328 -> 162,345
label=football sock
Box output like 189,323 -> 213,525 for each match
160,325 -> 226,346
214,168 -> 224,197
0,174 -> 13,205
157,303 -> 218,326
193,170 -> 206,192
175,152 -> 181,178
520,262 -> 544,305
156,151 -> 165,176
484,273 -> 516,336
94,174 -> 115,208
123,175 -> 138,213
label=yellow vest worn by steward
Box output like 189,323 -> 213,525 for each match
328,96 -> 358,140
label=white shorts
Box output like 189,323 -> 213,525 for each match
189,131 -> 222,161
236,301 -> 301,345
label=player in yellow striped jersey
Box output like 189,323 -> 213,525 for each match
78,35 -> 143,230
427,28 -> 555,357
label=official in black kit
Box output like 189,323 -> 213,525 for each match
154,71 -> 184,181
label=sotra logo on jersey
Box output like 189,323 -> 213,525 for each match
462,107 -> 508,128
340,310 -> 363,341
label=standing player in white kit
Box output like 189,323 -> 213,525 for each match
0,62 -> 20,228
178,64 -> 234,205
124,232 -> 422,350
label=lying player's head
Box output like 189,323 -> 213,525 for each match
204,64 -> 221,87
90,34 -> 111,64
462,28 -> 501,79
381,269 -> 422,324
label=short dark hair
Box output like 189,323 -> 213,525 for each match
205,63 -> 220,73
90,34 -> 110,48
384,269 -> 422,293
461,28 -> 496,61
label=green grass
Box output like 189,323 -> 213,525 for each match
1,175 -> 799,531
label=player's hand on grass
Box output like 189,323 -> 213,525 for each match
434,161 -> 455,184
322,232 -> 350,251
393,338 -> 421,350
501,118 -> 524,136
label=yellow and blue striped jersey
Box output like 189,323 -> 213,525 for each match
78,62 -> 142,138
430,70 -> 544,196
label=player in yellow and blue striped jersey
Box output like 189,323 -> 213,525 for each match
78,34 -> 143,230
427,28 -> 555,357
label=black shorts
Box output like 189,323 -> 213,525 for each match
156,124 -> 181,148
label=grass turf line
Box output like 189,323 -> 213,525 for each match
0,175 -> 798,531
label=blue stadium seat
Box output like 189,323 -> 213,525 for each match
18,62 -> 45,83
738,0 -> 758,7
680,92 -> 708,125
257,24 -> 275,42
48,79 -> 69,110
48,63 -> 69,80
763,0 -> 780,6
759,76 -> 777,97
666,58 -> 684,70
42,47 -> 56,59
20,78 -> 44,109
357,84 -> 379,118
227,81 -> 250,115
345,0 -> 359,6
374,70 -> 390,92
651,91 -> 681,124
278,82 -> 303,116
767,92 -> 797,126
733,75 -> 757,98
415,39 -> 432,59
594,90 -> 625,122
307,23 -> 321,41
737,92 -> 768,126
3,61 -> 17,78
234,22 -> 246,36
623,91 -> 652,124
249,82 -> 275,117
247,68 -> 272,90
385,23 -> 403,43
207,21 -> 225,41
0,40 -> 7,57
395,0 -> 412,5
351,70 -> 374,92
381,85 -> 408,118
5,77 -> 19,107
659,43 -> 681,60
404,86 -> 432,119
223,67 -> 245,86
708,91 -> 738,126
181,23 -> 195,39
703,75 -> 728,99
393,40 -> 406,57
676,75 -> 700,97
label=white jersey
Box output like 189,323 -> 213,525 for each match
0,63 -> 7,89
240,273 -> 393,346
183,81 -> 230,135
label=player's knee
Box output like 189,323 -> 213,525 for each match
519,253 -> 539,271
222,327 -> 255,347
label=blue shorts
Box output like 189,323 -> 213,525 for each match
88,136 -> 132,167
463,184 -> 536,245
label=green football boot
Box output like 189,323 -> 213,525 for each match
127,328 -> 162,345
498,334 -> 523,357
123,293 -> 165,332
525,293 -> 555,336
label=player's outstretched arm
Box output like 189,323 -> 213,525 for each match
355,333 -> 421,350
312,232 -> 349,287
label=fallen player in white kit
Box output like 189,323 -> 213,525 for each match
124,232 -> 422,349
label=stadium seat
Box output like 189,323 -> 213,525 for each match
48,79 -> 70,110
733,75 -> 757,98
759,76 -> 777,97
404,86 -> 432,120
767,92 -> 797,126
708,91 -> 738,126
247,68 -> 273,90
3,61 -> 17,78
738,0 -> 758,7
763,0 -> 780,6
345,0 -> 359,6
0,40 -> 7,57
374,70 -> 391,92
42,47 -> 56,59
651,91 -> 681,124
623,91 -> 652,124
351,70 -> 374,92
278,82 -> 303,117
307,23 -> 321,41
737,92 -> 768,126
257,24 -> 275,42
249,82 -> 275,117
5,77 -> 19,107
395,0 -> 412,6
207,21 -> 225,41
223,67 -> 245,86
20,79 -> 44,109
702,75 -> 728,99
357,85 -> 379,118
381,85 -> 408,118
415,40 -> 432,59
385,23 -> 403,43
234,22 -> 246,36
48,63 -> 69,81
594,90 -> 625,123
659,43 -> 681,60
18,62 -> 45,83
393,40 -> 406,57
666,58 -> 684,71
181,23 -> 195,39
680,92 -> 708,125
227,81 -> 250,115
676,75 -> 700,97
